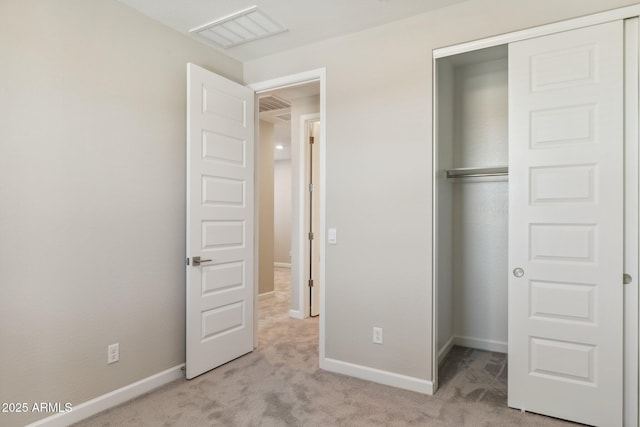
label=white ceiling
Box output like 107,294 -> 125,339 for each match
117,0 -> 467,61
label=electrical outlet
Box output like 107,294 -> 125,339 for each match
373,327 -> 383,344
107,343 -> 119,364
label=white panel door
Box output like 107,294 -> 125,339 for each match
186,63 -> 254,379
508,21 -> 623,426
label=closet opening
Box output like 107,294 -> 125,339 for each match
434,44 -> 509,392
433,14 -> 639,426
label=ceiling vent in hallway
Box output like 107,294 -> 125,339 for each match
259,95 -> 290,113
190,6 -> 288,49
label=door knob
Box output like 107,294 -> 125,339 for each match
624,273 -> 632,284
193,256 -> 212,266
513,268 -> 524,278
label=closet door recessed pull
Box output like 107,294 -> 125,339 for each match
513,268 -> 524,278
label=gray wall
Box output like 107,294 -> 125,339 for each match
437,53 -> 509,356
436,59 -> 455,356
258,120 -> 275,295
244,0 -> 638,382
451,57 -> 509,349
274,160 -> 292,265
1,1 -> 637,425
0,0 -> 241,425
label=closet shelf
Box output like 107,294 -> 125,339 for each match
446,166 -> 508,179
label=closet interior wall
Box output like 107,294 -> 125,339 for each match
436,45 -> 509,362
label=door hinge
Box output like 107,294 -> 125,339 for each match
309,232 -> 314,240
308,279 -> 314,288
309,183 -> 314,192
310,136 -> 315,144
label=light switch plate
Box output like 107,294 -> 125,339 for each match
107,343 -> 119,364
328,228 -> 337,244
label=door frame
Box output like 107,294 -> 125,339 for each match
248,68 -> 327,358
431,5 -> 640,425
300,113 -> 321,317
623,17 -> 639,427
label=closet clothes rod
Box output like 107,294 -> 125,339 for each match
445,166 -> 508,179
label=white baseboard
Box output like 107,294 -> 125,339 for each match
274,262 -> 291,268
27,364 -> 184,427
289,309 -> 304,319
437,336 -> 455,365
259,291 -> 275,301
454,335 -> 508,354
321,357 -> 434,395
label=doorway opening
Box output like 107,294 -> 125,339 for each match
305,116 -> 321,318
253,77 -> 324,346
433,43 -> 509,402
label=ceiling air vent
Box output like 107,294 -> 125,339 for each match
190,6 -> 287,49
259,95 -> 290,113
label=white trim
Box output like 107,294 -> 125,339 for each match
249,69 -> 326,94
624,17 -> 639,427
249,68 -> 327,367
274,262 -> 291,268
252,88 -> 261,349
26,365 -> 184,427
433,4 -> 640,58
437,336 -> 455,366
431,54 -> 440,394
317,71 -> 327,364
289,309 -> 304,319
453,336 -> 507,354
321,358 -> 434,395
259,291 -> 275,301
299,113 -> 321,318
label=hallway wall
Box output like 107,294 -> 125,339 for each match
274,159 -> 292,265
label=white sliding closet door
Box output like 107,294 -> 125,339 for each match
508,20 -> 623,426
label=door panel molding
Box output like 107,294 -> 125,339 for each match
623,17 -> 639,427
186,63 -> 255,380
508,20 -> 623,426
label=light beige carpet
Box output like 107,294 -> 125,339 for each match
76,268 -> 575,426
